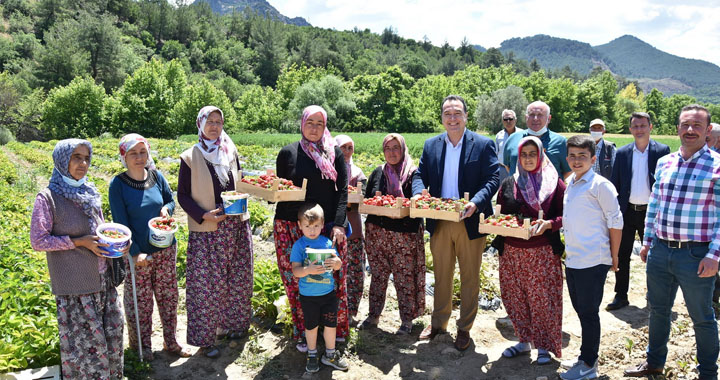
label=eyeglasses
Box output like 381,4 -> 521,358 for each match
503,118 -> 515,122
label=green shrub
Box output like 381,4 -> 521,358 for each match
251,259 -> 284,324
0,150 -> 18,185
0,127 -> 14,145
248,201 -> 271,230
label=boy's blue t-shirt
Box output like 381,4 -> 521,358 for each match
290,235 -> 336,297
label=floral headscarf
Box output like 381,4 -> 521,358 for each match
513,136 -> 558,212
118,133 -> 156,170
48,139 -> 102,232
382,133 -> 415,197
334,134 -> 365,186
196,106 -> 237,187
300,105 -> 337,182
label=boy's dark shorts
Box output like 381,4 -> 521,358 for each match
299,290 -> 338,330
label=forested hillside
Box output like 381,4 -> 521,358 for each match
0,0 -> 718,145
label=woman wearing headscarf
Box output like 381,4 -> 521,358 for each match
30,139 -> 125,379
178,106 -> 254,358
274,105 -> 349,351
108,134 -> 190,360
334,134 -> 367,325
360,133 -> 425,335
494,136 -> 565,364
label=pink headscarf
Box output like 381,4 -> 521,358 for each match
300,105 -> 337,182
513,136 -> 558,211
382,133 -> 415,197
334,134 -> 365,186
118,133 -> 156,170
195,106 -> 237,187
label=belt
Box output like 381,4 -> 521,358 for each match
628,203 -> 647,211
658,238 -> 709,249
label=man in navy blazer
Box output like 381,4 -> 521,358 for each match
412,95 -> 500,350
607,111 -> 670,310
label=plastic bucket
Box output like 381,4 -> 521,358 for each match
306,248 -> 336,273
147,217 -> 178,248
96,223 -> 132,258
221,192 -> 249,215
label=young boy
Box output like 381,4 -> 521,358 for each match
560,135 -> 623,380
291,203 -> 349,373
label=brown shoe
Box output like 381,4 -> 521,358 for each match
624,361 -> 663,377
419,325 -> 446,340
454,330 -> 472,351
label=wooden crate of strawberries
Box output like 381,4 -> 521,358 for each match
478,206 -> 543,240
409,190 -> 470,222
358,192 -> 410,218
236,169 -> 307,202
347,184 -> 364,204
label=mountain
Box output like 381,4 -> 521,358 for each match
497,34 -> 720,102
193,0 -> 310,26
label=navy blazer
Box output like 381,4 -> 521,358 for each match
610,139 -> 671,214
412,129 -> 500,240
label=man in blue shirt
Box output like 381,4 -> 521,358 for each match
503,101 -> 571,179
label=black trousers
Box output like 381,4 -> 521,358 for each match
614,206 -> 646,299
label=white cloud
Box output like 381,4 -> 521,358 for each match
271,0 -> 720,67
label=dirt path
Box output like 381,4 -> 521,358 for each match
130,245 -> 701,380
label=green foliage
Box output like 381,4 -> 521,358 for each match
106,59 -> 187,138
0,126 -> 14,145
41,76 -> 107,139
248,201 -> 270,230
0,149 -> 18,184
252,259 -> 284,323
288,75 -> 357,131
474,85 -> 528,133
351,66 -> 416,132
233,84 -> 284,132
168,77 -> 237,135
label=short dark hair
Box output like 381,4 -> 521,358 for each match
298,202 -> 324,223
566,135 -> 596,157
678,104 -> 711,126
441,95 -> 467,114
629,111 -> 651,125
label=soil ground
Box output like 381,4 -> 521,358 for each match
125,237 -> 703,380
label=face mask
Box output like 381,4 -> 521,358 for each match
590,131 -> 604,141
62,174 -> 86,187
527,126 -> 548,136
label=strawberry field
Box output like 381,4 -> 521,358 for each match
0,132 -> 682,375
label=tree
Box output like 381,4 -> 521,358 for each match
474,85 -> 528,133
41,76 -> 106,139
168,77 -> 236,135
644,88 -> 664,127
106,59 -> 186,137
250,16 -> 285,87
288,75 -> 356,131
11,89 -> 45,141
77,12 -> 127,89
233,84 -> 284,132
400,54 -> 429,79
35,19 -> 89,89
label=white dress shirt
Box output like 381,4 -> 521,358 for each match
563,170 -> 624,269
441,132 -> 464,199
628,143 -> 651,205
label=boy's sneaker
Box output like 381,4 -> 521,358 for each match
560,360 -> 598,380
321,351 -> 349,371
305,354 -> 320,373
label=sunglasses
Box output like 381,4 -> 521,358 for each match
503,118 -> 515,122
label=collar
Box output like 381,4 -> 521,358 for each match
679,145 -> 709,163
570,169 -> 595,185
596,139 -> 604,149
633,141 -> 650,154
444,130 -> 466,148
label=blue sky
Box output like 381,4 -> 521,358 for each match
272,0 -> 720,68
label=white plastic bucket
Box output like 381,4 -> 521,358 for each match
96,223 -> 132,258
147,217 -> 178,248
221,192 -> 249,215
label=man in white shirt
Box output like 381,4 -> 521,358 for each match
606,112 -> 670,310
495,109 -> 522,182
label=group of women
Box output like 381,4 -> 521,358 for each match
30,103 -> 565,378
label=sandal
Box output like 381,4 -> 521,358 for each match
358,318 -> 378,330
163,343 -> 192,358
536,350 -> 552,365
226,330 -> 247,340
395,323 -> 412,335
200,345 -> 220,359
502,345 -> 531,358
